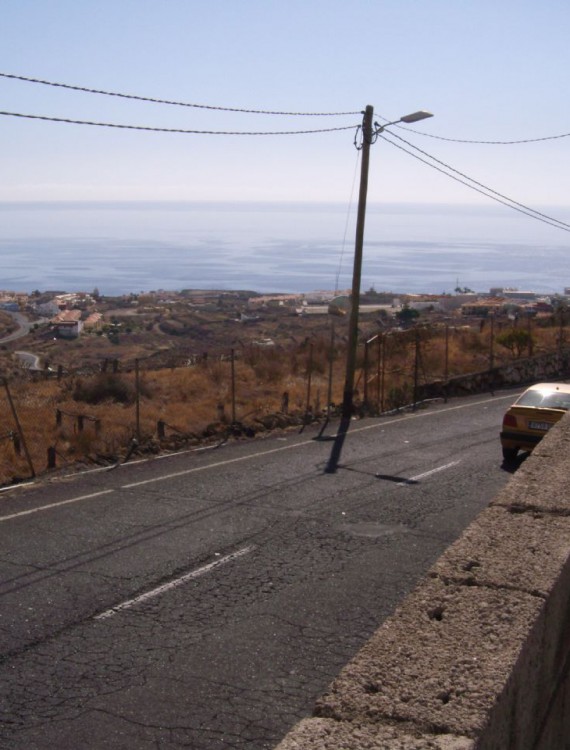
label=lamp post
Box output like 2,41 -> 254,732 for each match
340,107 -> 433,421
326,105 -> 433,472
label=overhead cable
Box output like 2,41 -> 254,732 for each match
374,114 -> 570,144
399,126 -> 570,144
379,132 -> 570,233
0,72 -> 360,117
384,129 -> 570,230
0,110 -> 358,135
3,73 -> 567,140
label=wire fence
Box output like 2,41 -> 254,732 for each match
1,319 -> 568,487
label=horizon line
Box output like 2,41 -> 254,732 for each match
1,199 -> 568,212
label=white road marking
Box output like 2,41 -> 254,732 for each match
0,392 -> 517,520
121,394 -> 511,490
120,440 -> 310,488
0,480 -> 35,494
95,545 -> 254,620
0,490 -> 114,522
400,460 -> 461,485
353,393 -> 515,434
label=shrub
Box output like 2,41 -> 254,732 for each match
73,374 -> 136,405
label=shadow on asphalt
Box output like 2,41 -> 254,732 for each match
501,452 -> 529,474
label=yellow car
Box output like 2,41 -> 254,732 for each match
500,382 -> 570,462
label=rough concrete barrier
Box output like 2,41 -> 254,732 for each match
275,413 -> 570,749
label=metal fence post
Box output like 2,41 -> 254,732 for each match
135,359 -> 141,442
3,378 -> 35,478
305,343 -> 313,421
47,446 -> 56,470
230,349 -> 236,424
363,339 -> 370,410
327,323 -> 335,419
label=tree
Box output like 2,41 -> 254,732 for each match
496,328 -> 532,358
395,305 -> 420,326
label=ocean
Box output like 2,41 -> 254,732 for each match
1,201 -> 569,297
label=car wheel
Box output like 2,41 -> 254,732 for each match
502,447 -> 518,462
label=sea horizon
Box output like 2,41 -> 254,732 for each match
1,200 -> 569,297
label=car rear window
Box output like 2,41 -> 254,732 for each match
516,390 -> 570,410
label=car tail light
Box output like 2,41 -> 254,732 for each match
503,414 -> 517,428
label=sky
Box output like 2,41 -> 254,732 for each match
2,0 -> 570,221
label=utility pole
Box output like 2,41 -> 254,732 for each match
325,105 -> 373,472
325,105 -> 433,473
341,105 -> 374,419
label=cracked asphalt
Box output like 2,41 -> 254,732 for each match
0,390 -> 519,748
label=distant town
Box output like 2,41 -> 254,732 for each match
1,285 -> 568,343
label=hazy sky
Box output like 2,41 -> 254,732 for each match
2,1 -> 570,216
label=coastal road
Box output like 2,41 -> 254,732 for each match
0,389 -> 521,749
0,312 -> 32,344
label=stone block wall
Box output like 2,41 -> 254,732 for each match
419,351 -> 568,401
275,413 -> 570,749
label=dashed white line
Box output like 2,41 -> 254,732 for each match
0,392 -> 516,520
95,545 -> 254,620
121,394 -> 514,489
400,460 -> 461,485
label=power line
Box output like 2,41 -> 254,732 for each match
402,126 -> 570,144
335,149 -> 361,293
380,133 -> 570,230
0,110 -> 358,136
2,78 -> 567,231
4,72 -> 568,141
379,132 -> 570,233
383,129 -> 570,230
374,114 -> 570,144
0,72 -> 360,117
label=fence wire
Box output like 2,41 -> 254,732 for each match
1,321 -> 568,487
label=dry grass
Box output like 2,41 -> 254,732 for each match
0,321 -> 566,487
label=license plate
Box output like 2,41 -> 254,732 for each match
528,421 -> 551,431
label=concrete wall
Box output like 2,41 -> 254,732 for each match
275,413 -> 570,749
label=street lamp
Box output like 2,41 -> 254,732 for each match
396,110 -> 434,124
326,105 -> 433,473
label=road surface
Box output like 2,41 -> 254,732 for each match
0,312 -> 32,344
0,389 -> 521,749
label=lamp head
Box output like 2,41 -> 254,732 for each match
399,110 -> 433,124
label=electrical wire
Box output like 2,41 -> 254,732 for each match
335,150 -> 361,293
383,129 -> 570,230
374,114 -> 570,144
2,72 -> 567,231
0,110 -> 358,135
379,132 -> 570,233
4,72 -> 568,140
0,72 -> 360,117
400,126 -> 570,144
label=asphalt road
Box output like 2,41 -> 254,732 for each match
0,312 -> 32,344
0,388 -> 522,749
